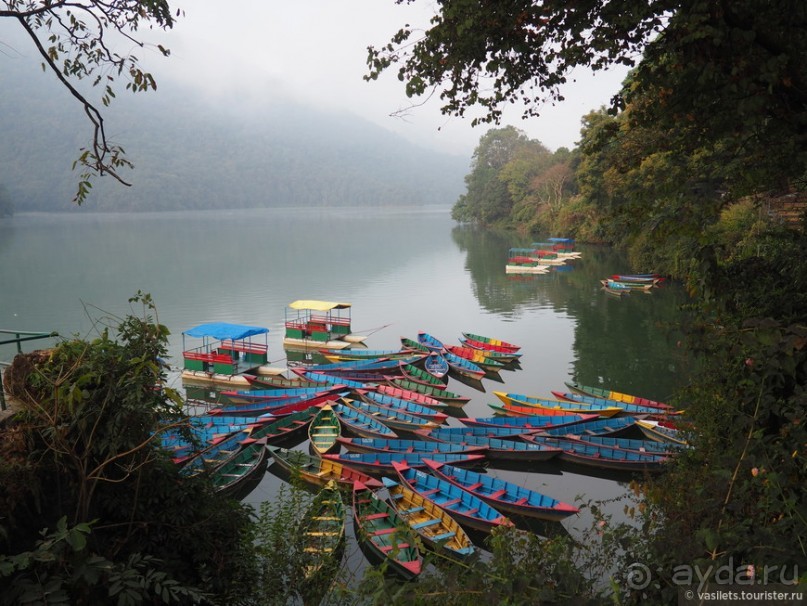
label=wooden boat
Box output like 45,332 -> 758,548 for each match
446,344 -> 520,365
209,390 -> 347,418
442,345 -> 508,371
610,274 -> 662,284
242,372 -> 324,390
505,262 -> 551,274
414,430 -> 560,462
398,363 -> 448,388
336,437 -> 488,457
178,429 -> 249,473
308,404 -> 342,455
320,348 -> 416,361
524,435 -> 671,472
220,385 -> 341,405
344,398 -> 442,434
424,460 -> 578,521
423,352 -> 449,378
387,378 -> 471,407
331,401 -> 399,440
460,413 -> 597,431
209,441 -> 269,495
416,331 -> 446,352
603,282 -> 630,296
576,435 -> 683,455
415,425 -> 542,441
372,383 -> 448,410
283,300 -> 367,350
549,391 -> 680,416
564,381 -> 674,411
352,481 -> 423,580
392,461 -> 512,533
293,370 -> 372,391
242,406 -> 321,445
537,415 -> 639,438
302,357 -> 414,382
381,476 -> 475,560
461,332 -> 521,353
493,392 -> 624,418
601,279 -> 654,291
635,419 -> 689,445
357,390 -> 448,423
299,481 -> 346,588
322,451 -> 486,476
400,336 -> 432,354
442,351 -> 486,381
267,445 -> 383,489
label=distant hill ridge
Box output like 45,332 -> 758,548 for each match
0,56 -> 469,212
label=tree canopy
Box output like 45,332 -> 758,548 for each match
0,1 -> 177,203
368,0 -> 807,195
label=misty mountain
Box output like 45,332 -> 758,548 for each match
0,56 -> 469,212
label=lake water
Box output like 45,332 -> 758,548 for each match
0,206 -> 690,555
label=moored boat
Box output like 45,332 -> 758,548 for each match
344,398 -> 442,434
209,441 -> 269,495
416,331 -> 447,352
322,451 -> 486,476
336,437 -> 488,457
356,389 -> 449,423
267,445 -> 382,489
308,404 -> 342,455
371,383 -> 448,410
423,460 -> 578,521
242,406 -> 322,445
423,352 -> 450,378
392,461 -> 512,533
382,476 -> 475,560
635,419 -> 690,445
460,332 -> 521,353
460,412 -> 598,431
386,378 -> 471,407
564,381 -> 675,410
414,430 -> 560,462
398,363 -> 448,388
493,392 -> 625,418
442,351 -> 487,381
352,481 -> 423,580
299,481 -> 346,591
283,300 -> 368,350
332,401 -> 399,440
524,435 -> 671,471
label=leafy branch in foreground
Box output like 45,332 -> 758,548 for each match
1,1 -> 179,204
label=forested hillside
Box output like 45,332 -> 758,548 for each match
0,59 -> 468,212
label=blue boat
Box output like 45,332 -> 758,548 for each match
537,415 -> 638,437
416,331 -> 446,352
294,370 -> 372,390
322,451 -> 485,475
423,352 -> 449,378
344,398 -> 442,433
415,425 -> 539,441
460,413 -> 594,431
441,351 -> 486,380
577,435 -> 683,455
423,460 -> 578,521
525,435 -> 671,471
336,437 -> 488,456
358,390 -> 449,423
392,461 -> 512,533
221,385 -> 342,404
411,431 -> 560,462
332,401 -> 398,439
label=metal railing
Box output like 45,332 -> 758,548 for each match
0,329 -> 58,411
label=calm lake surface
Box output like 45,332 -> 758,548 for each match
0,206 -> 691,554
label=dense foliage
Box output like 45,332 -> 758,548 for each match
0,294 -> 258,604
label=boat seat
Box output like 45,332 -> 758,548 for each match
371,527 -> 397,536
400,505 -> 424,515
380,543 -> 410,553
514,497 -> 529,506
464,508 -> 478,516
465,482 -> 483,491
312,516 -> 340,521
412,518 -> 441,529
420,488 -> 441,497
440,498 -> 461,507
363,512 -> 389,521
431,531 -> 456,541
489,489 -> 507,499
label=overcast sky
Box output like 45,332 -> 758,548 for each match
157,1 -> 630,157
1,1 -> 630,159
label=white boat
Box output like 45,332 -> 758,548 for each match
283,300 -> 367,350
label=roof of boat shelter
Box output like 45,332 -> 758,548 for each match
182,323 -> 269,340
287,300 -> 352,311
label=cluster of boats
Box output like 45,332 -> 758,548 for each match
505,238 -> 582,274
600,273 -> 665,296
165,320 -> 689,582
